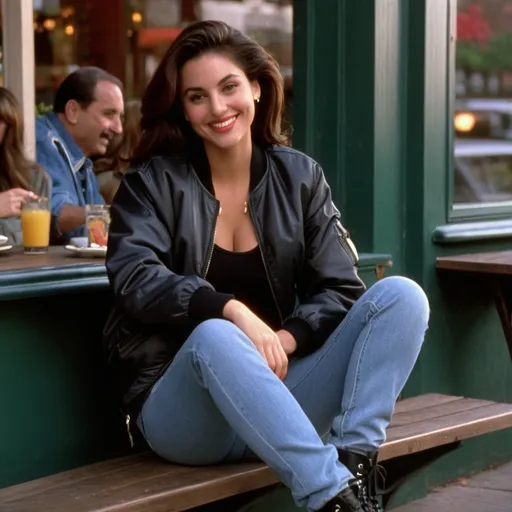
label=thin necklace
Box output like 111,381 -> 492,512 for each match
219,202 -> 248,216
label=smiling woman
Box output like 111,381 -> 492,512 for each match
102,19 -> 429,512
181,56 -> 261,149
132,24 -> 287,164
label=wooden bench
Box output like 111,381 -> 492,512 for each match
437,250 -> 512,361
1,393 -> 511,511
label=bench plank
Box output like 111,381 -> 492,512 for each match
1,394 -> 511,512
0,454 -> 171,504
390,397 -> 494,427
392,394 -> 461,414
0,461 -> 276,512
381,403 -> 512,460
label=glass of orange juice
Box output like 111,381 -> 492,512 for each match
21,197 -> 51,254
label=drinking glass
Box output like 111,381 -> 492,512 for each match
86,204 -> 110,247
21,197 -> 51,254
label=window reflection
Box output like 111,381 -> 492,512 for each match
32,0 -> 293,127
454,1 -> 512,208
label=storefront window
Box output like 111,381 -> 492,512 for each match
33,0 -> 126,107
33,0 -> 293,127
453,1 -> 512,210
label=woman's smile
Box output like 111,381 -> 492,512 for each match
209,115 -> 238,133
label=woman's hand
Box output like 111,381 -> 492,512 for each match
0,188 -> 37,218
276,329 -> 297,356
223,300 -> 288,380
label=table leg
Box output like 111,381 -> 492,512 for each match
493,277 -> 512,362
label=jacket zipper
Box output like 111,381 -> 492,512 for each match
248,202 -> 284,324
124,200 -> 219,449
203,202 -> 220,277
125,414 -> 134,448
336,223 -> 358,266
123,356 -> 175,449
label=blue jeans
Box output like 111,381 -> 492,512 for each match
137,276 -> 429,511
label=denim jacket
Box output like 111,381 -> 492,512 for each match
35,111 -> 104,237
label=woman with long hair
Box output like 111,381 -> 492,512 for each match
94,99 -> 142,203
104,21 -> 429,512
94,100 -> 142,189
0,87 -> 51,244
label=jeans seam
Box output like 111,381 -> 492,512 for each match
138,410 -> 158,453
339,311 -> 374,439
194,349 -> 309,495
288,300 -> 374,394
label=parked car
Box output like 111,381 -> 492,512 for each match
454,138 -> 512,205
454,98 -> 512,140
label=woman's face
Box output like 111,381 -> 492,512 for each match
180,52 -> 260,150
0,121 -> 8,145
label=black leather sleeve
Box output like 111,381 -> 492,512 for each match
106,166 -> 215,325
284,164 -> 366,356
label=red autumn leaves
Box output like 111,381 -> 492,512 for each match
457,4 -> 492,47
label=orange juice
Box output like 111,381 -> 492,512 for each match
21,209 -> 51,251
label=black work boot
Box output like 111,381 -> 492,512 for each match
318,485 -> 363,512
337,449 -> 386,512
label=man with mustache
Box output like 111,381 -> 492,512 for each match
36,67 -> 124,239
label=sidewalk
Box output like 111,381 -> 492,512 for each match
393,461 -> 512,511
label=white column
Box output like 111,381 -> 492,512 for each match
1,0 -> 35,158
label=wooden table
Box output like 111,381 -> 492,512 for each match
437,250 -> 512,361
0,246 -> 107,301
0,246 -> 104,272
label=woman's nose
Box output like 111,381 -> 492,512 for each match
209,94 -> 227,117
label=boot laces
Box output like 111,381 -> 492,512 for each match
352,461 -> 386,512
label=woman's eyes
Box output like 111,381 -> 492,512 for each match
189,83 -> 238,103
223,83 -> 238,93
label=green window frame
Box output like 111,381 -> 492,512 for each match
448,0 -> 512,223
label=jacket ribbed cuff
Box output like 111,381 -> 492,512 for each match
189,287 -> 235,325
282,317 -> 316,357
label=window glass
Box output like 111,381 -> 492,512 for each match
454,1 -> 512,209
33,1 -> 293,127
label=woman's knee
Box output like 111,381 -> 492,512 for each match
373,276 -> 430,323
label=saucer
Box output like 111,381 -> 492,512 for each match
65,245 -> 107,258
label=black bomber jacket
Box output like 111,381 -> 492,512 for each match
103,143 -> 366,416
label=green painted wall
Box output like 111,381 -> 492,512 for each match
293,0 -> 512,506
0,291 -> 128,489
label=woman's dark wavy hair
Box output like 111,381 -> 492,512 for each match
0,87 -> 42,192
131,20 -> 287,166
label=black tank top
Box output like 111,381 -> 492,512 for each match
206,244 -> 281,330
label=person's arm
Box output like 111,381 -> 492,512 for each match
281,163 -> 366,357
107,166 -> 232,325
90,170 -> 107,205
58,205 -> 86,233
36,137 -> 86,234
